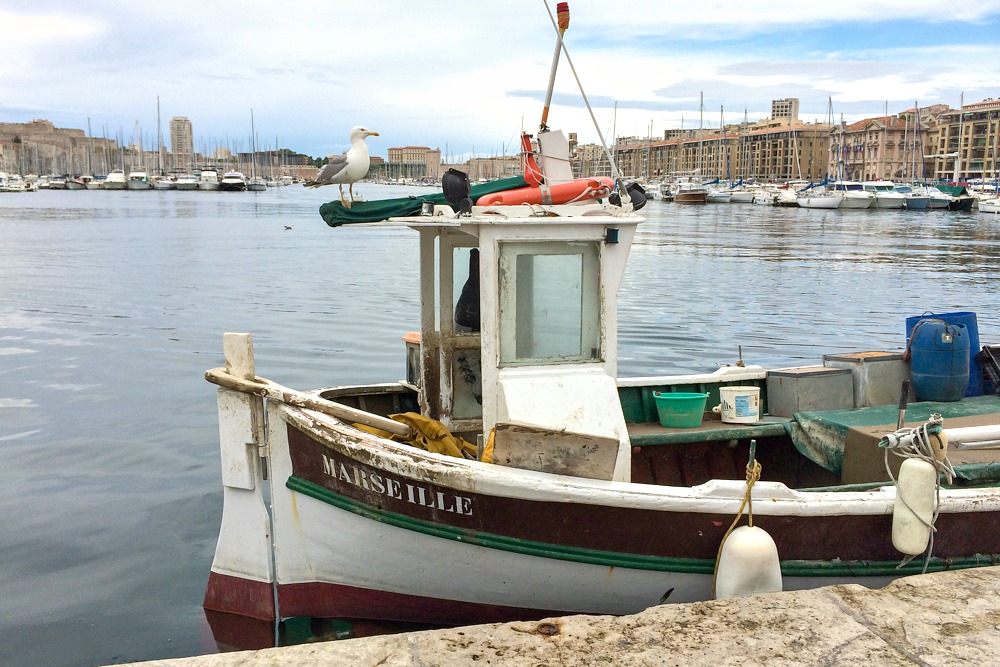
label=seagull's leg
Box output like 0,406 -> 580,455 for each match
349,183 -> 355,202
339,184 -> 349,208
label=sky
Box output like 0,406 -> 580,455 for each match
3,0 -> 1000,161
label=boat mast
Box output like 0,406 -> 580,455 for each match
718,106 -> 724,181
953,92 -> 964,182
697,91 -> 703,178
914,102 -> 925,182
157,96 -> 163,176
87,117 -> 94,176
879,100 -> 888,180
250,109 -> 257,179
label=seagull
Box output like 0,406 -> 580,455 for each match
304,126 -> 379,207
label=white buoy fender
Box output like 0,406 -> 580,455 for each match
892,458 -> 937,556
715,525 -> 782,600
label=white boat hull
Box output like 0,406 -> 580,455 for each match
872,195 -> 905,209
729,191 -> 755,204
204,390 -> 1000,627
838,194 -> 873,209
797,194 -> 843,209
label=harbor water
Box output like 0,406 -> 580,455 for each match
1,186 -> 998,666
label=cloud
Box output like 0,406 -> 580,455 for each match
2,1 -> 1000,157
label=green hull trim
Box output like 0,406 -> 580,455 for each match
287,475 -> 997,578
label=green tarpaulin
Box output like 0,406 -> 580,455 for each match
319,176 -> 529,227
786,394 -> 1000,482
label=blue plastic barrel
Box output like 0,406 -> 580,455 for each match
905,311 -> 982,397
907,319 -> 970,402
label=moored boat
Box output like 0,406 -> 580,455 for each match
203,181 -> 1000,632
127,169 -> 152,190
152,175 -> 176,190
832,181 -> 874,209
103,169 -> 128,190
672,180 -> 708,204
797,190 -> 844,209
978,196 -> 1000,214
937,183 -> 976,211
199,168 -> 221,191
220,170 -> 248,192
862,181 -> 905,209
0,173 -> 30,192
705,186 -> 731,203
174,173 -> 199,190
894,184 -> 930,210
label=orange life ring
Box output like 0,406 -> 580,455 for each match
521,132 -> 543,187
476,176 -> 615,206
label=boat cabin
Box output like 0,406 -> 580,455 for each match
380,203 -> 641,481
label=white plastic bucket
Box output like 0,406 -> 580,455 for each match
715,386 -> 761,423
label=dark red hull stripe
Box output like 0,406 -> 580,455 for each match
204,571 -> 275,620
279,580 -> 566,626
286,424 -> 1000,562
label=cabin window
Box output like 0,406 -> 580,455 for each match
498,241 -> 601,365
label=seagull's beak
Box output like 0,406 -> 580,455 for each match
366,130 -> 380,137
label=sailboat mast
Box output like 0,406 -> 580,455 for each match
953,92 -> 964,182
697,92 -> 703,177
157,96 -> 162,175
718,106 -> 724,180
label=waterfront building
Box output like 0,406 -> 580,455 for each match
386,145 -> 441,181
829,106 -> 945,182
169,116 -> 194,172
927,98 -> 1000,183
602,116 -> 832,183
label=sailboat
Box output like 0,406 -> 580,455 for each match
704,107 -> 731,203
247,110 -> 267,192
831,113 -> 873,209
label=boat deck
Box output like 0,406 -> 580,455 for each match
626,413 -> 789,446
627,395 -> 1000,488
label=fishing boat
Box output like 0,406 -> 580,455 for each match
201,3 -> 1000,647
203,170 -> 1000,635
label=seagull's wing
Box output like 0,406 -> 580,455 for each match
305,154 -> 350,187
